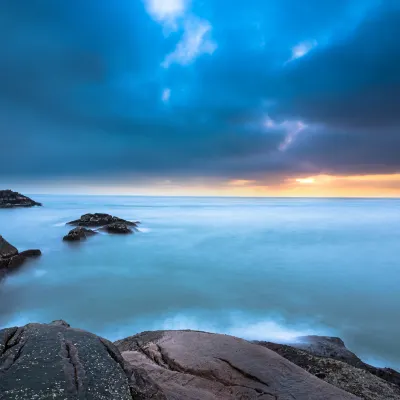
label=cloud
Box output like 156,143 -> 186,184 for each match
287,40 -> 318,63
162,87 -> 171,102
163,17 -> 217,67
145,0 -> 187,26
1,0 -> 400,191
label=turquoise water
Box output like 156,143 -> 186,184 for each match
0,195 -> 399,369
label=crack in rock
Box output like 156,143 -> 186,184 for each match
137,342 -> 277,398
215,357 -> 271,387
59,334 -> 86,397
0,327 -> 26,373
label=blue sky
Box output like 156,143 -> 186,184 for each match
1,0 -> 400,195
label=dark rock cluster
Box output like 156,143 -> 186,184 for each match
256,336 -> 400,400
0,190 -> 42,208
64,213 -> 139,242
67,213 -> 138,228
0,235 -> 41,272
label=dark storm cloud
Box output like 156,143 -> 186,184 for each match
0,0 -> 399,183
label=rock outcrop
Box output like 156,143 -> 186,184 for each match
256,336 -> 400,400
1,322 -> 399,399
63,227 -> 98,242
115,330 -> 359,399
0,190 -> 42,208
67,213 -> 138,228
0,236 -> 41,271
0,322 -> 165,400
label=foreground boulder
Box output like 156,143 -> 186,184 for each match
115,330 -> 359,399
257,336 -> 400,400
0,235 -> 41,270
67,213 -> 138,228
0,322 -> 165,400
0,190 -> 42,208
63,227 -> 98,242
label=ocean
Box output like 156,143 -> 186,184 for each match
0,195 -> 399,369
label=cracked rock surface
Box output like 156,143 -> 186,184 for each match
0,322 -> 164,400
115,330 -> 359,400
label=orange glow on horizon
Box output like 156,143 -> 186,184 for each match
18,173 -> 400,198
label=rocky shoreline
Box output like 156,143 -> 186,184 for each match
0,190 -> 41,208
0,321 -> 399,399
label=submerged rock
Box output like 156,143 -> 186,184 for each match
0,189 -> 42,208
63,227 -> 98,242
0,235 -> 41,271
115,330 -> 359,399
101,222 -> 133,234
67,213 -> 138,228
256,336 -> 400,400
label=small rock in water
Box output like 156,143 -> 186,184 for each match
0,235 -> 41,271
63,227 -> 98,242
101,222 -> 133,234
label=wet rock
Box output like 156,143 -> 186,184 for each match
0,322 -> 165,400
67,213 -> 138,228
0,236 -> 18,259
101,222 -> 133,234
63,227 -> 98,242
256,337 -> 400,400
19,249 -> 42,257
0,190 -> 42,208
0,236 -> 41,271
115,330 -> 359,399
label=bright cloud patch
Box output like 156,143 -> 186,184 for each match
264,116 -> 307,151
162,87 -> 171,102
287,40 -> 318,63
145,0 -> 187,25
163,17 -> 217,67
144,0 -> 216,67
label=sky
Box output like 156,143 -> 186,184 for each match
1,0 -> 400,197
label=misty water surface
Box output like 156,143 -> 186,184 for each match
0,195 -> 399,368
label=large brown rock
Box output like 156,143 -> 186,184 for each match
0,190 -> 42,208
115,330 -> 359,399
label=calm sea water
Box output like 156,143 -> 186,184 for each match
0,195 -> 399,369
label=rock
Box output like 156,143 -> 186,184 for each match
0,190 -> 42,208
256,337 -> 400,400
63,227 -> 98,242
115,330 -> 359,399
0,236 -> 41,271
67,213 -> 139,228
0,236 -> 18,259
19,249 -> 42,257
275,336 -> 400,387
101,222 -> 133,234
50,319 -> 71,327
0,322 -> 165,400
